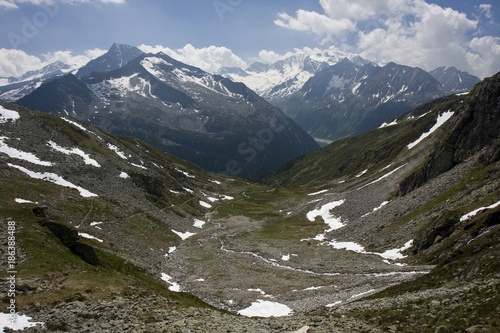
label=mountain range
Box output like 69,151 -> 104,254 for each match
0,69 -> 498,331
0,61 -> 71,102
221,55 -> 480,141
15,44 -> 319,179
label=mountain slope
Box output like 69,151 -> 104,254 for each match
0,61 -> 71,102
429,66 -> 481,93
279,59 -> 447,141
17,49 -> 319,179
219,49 -> 369,107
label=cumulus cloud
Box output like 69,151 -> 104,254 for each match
42,48 -> 106,69
274,0 -> 499,78
0,48 -> 105,77
0,48 -> 44,77
274,10 -> 355,44
138,44 -> 247,73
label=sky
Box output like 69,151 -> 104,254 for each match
0,0 -> 499,79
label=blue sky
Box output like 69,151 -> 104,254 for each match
0,0 -> 499,78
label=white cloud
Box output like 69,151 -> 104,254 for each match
0,48 -> 44,77
0,48 -> 105,77
467,36 -> 500,78
42,49 -> 106,70
0,0 -> 19,9
478,4 -> 493,19
274,0 -> 499,78
138,44 -> 247,73
274,10 -> 355,44
83,47 -> 107,59
257,49 -> 292,63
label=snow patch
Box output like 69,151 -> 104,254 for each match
349,289 -> 376,300
193,219 -> 206,229
0,105 -> 20,123
0,137 -> 53,166
326,240 -> 366,253
362,200 -> 390,217
107,143 -> 128,159
238,300 -> 293,318
0,313 -> 44,331
160,273 -> 182,292
130,162 -> 147,170
8,163 -> 98,198
325,239 -> 413,261
356,169 -> 368,177
357,164 -> 407,190
352,82 -> 362,94
199,200 -> 212,209
325,301 -> 342,308
308,189 -> 328,196
172,230 -> 196,240
306,200 -> 345,231
119,172 -> 129,179
15,198 -> 35,204
78,232 -> 103,243
378,240 -> 413,260
89,73 -> 153,99
61,117 -> 88,132
378,119 -> 398,128
48,141 -> 100,167
460,200 -> 500,222
407,110 -> 454,149
175,167 -> 195,178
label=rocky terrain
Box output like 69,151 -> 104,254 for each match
0,71 -> 499,332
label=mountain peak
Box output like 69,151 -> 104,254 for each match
75,43 -> 144,79
429,66 -> 480,92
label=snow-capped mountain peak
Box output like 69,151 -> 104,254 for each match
218,49 -> 370,104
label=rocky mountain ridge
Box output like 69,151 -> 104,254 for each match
0,61 -> 71,102
221,53 -> 480,142
16,46 -> 319,179
277,59 -> 452,141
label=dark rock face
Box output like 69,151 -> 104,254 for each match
399,72 -> 500,196
39,220 -> 99,266
412,217 -> 460,254
429,66 -> 481,93
32,206 -> 48,218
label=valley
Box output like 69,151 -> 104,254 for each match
1,69 -> 499,331
0,40 -> 498,332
